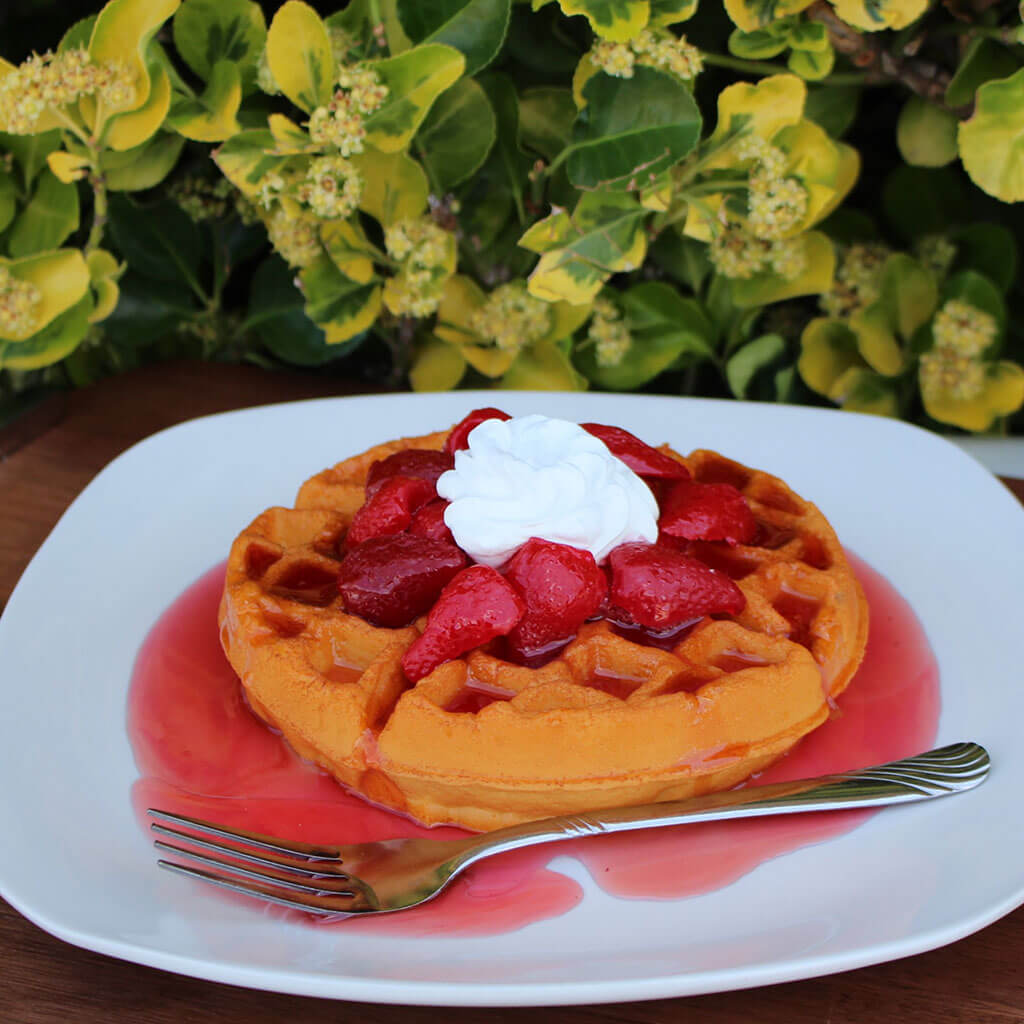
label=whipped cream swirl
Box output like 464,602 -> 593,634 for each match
437,414 -> 659,567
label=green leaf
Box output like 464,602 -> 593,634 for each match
726,333 -> 787,398
897,97 -> 958,168
520,191 -> 648,304
506,4 -> 581,76
519,87 -> 577,161
881,165 -> 968,242
173,0 -> 266,94
213,129 -> 292,197
648,230 -> 711,293
101,132 -> 185,191
364,44 -> 466,153
0,169 -> 16,234
396,0 -> 511,77
478,73 -> 530,224
0,293 -> 93,371
729,28 -> 787,60
60,15 -> 99,51
787,46 -> 834,81
803,85 -> 859,139
798,317 -> 861,398
945,38 -> 1019,109
266,0 -> 334,114
554,0 -> 650,42
951,224 -> 1018,295
246,256 -> 348,365
101,272 -> 196,346
7,170 -> 80,258
877,252 -> 939,340
958,68 -> 1024,202
167,58 -> 243,141
108,194 -> 202,289
416,78 -> 497,192
300,255 -> 382,343
0,131 -> 63,189
650,0 -> 698,22
567,67 -> 701,191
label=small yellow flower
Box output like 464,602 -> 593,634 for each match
0,266 -> 41,338
819,242 -> 891,318
469,281 -> 552,354
589,28 -> 702,81
307,66 -> 387,157
914,234 -> 957,282
266,207 -> 321,267
931,299 -> 995,358
586,296 -> 631,367
383,217 -> 454,318
710,225 -> 806,281
591,41 -> 636,78
295,155 -> 362,219
170,176 -> 234,222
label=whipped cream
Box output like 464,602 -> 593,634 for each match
437,414 -> 659,567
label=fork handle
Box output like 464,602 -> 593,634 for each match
454,742 -> 989,868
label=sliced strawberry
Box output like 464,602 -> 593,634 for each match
346,476 -> 436,546
338,534 -> 466,628
580,423 -> 690,480
659,479 -> 756,546
502,539 -> 608,660
409,499 -> 455,544
444,407 -> 512,453
401,566 -> 525,682
366,449 -> 453,498
608,542 -> 745,631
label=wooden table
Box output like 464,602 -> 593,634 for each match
2,362 -> 1023,1023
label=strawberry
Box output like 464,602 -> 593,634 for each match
409,499 -> 455,544
445,407 -> 512,453
503,539 -> 608,660
580,423 -> 690,480
608,542 -> 745,631
401,566 -> 525,682
659,479 -> 757,545
365,449 -> 453,497
346,476 -> 436,546
338,534 -> 466,628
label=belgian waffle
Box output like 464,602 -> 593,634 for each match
218,428 -> 868,830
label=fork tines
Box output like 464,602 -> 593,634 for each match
147,808 -> 366,917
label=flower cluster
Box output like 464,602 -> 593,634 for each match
266,207 -> 322,268
469,281 -> 551,354
710,225 -> 805,280
0,47 -> 134,134
919,299 -> 998,402
169,176 -> 235,222
819,242 -> 891,318
307,65 -> 388,156
590,28 -> 703,81
586,296 -> 631,367
736,136 -> 808,240
384,217 -> 452,317
0,266 -> 41,338
295,155 -> 362,219
914,234 -> 957,282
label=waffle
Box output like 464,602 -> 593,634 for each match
219,428 -> 868,830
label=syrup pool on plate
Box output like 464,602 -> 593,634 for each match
128,553 -> 939,936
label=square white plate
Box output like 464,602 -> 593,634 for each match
2,392 -> 1023,1006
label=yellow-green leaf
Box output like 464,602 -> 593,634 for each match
410,335 -> 467,390
723,0 -> 814,33
831,0 -> 926,31
711,74 -> 806,146
88,0 -> 180,118
86,248 -> 123,323
173,0 -> 267,94
797,316 -> 862,397
921,361 -> 1024,431
7,170 -> 80,258
105,59 -> 172,151
501,338 -> 588,389
321,219 -> 376,284
0,250 -> 90,342
266,0 -> 335,114
351,147 -> 430,225
849,306 -> 904,376
167,59 -> 242,141
364,44 -> 466,153
268,114 -> 314,154
554,0 -> 649,41
958,68 -> 1024,203
650,0 -> 698,24
46,152 -> 90,183
0,293 -> 94,370
213,129 -> 292,196
435,274 -> 486,346
897,96 -> 958,168
322,285 -> 382,343
830,367 -> 900,416
732,232 -> 835,307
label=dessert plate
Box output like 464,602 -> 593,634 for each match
1,392 -> 1022,1006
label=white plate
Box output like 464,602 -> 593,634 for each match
1,392 -> 1022,1006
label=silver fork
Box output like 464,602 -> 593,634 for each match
150,741 -> 989,918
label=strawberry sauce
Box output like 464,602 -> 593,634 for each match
127,552 -> 939,935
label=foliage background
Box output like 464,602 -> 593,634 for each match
1,0 -> 1023,434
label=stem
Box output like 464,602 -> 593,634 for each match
701,53 -> 789,76
85,162 -> 108,256
683,178 -> 748,197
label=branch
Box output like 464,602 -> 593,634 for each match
807,1 -> 954,106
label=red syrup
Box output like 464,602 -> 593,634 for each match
127,551 -> 939,934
